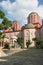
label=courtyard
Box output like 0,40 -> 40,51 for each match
0,49 -> 43,65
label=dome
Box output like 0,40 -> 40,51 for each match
24,23 -> 35,29
29,12 -> 39,16
12,21 -> 21,31
28,12 -> 40,24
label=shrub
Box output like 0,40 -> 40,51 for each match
32,38 -> 43,48
21,43 -> 24,48
35,40 -> 41,48
40,41 -> 43,48
4,43 -> 10,49
26,40 -> 31,48
32,38 -> 37,42
11,45 -> 15,48
17,37 -> 24,48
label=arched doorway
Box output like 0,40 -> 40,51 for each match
11,36 -> 19,48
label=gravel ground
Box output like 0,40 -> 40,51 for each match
0,49 -> 43,65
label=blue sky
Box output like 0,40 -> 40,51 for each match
0,0 -> 15,3
38,0 -> 43,5
0,0 -> 43,5
0,0 -> 43,26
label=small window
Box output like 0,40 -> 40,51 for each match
31,33 -> 33,36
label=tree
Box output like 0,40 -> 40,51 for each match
0,10 -> 5,19
32,38 -> 43,48
4,42 -> 10,49
0,23 -> 4,30
0,10 -> 12,29
26,40 -> 31,48
0,33 -> 5,46
2,17 -> 12,29
32,38 -> 39,48
17,37 -> 24,48
40,41 -> 43,48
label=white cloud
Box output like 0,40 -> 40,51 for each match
0,0 -> 43,25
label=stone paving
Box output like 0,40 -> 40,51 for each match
0,49 -> 43,65
0,47 -> 3,50
0,50 -> 8,57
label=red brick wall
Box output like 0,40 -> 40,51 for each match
12,22 -> 21,31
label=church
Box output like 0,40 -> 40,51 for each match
0,12 -> 43,48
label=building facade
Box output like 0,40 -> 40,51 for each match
0,12 -> 43,48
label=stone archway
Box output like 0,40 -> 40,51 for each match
11,36 -> 18,48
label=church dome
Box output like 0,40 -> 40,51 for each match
24,23 -> 35,29
29,12 -> 39,16
12,21 -> 21,31
28,12 -> 40,24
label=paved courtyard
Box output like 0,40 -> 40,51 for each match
0,49 -> 43,65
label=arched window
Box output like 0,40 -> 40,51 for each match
26,30 -> 30,37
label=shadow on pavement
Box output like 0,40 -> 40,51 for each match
0,49 -> 43,65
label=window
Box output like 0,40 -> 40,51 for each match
26,30 -> 30,36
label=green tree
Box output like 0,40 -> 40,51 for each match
26,40 -> 31,48
2,17 -> 12,29
32,38 -> 43,48
0,10 -> 12,29
0,10 -> 5,19
0,23 -> 4,30
40,41 -> 43,48
0,33 -> 5,46
32,38 -> 39,48
17,37 -> 24,48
